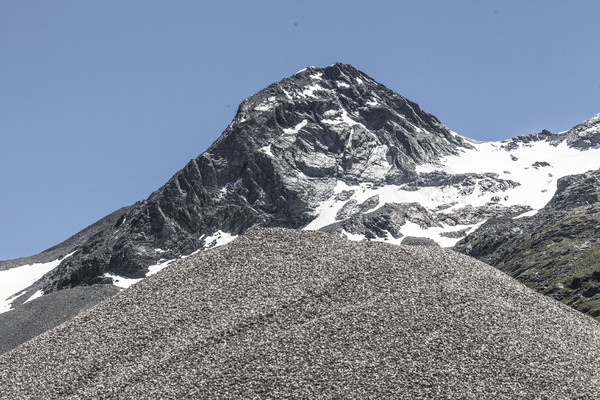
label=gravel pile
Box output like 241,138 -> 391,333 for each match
1,228 -> 600,399
0,285 -> 119,355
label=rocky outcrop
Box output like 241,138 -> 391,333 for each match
321,202 -> 440,240
435,204 -> 532,226
335,195 -> 380,220
402,172 -> 520,196
499,129 -> 558,150
565,113 -> 600,149
455,169 -> 600,319
546,169 -> 600,210
498,113 -> 600,151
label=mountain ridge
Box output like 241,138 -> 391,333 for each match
10,63 -> 476,293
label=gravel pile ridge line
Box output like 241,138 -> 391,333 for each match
1,228 -> 600,399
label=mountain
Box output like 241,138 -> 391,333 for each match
455,168 -> 600,319
1,63 -> 599,353
1,228 -> 600,399
2,63 -> 472,293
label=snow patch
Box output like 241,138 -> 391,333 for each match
302,84 -> 325,98
0,252 -> 75,314
283,119 -> 308,135
147,258 -> 176,277
204,230 -> 238,249
294,67 -> 311,75
104,273 -> 142,289
260,144 -> 274,157
514,209 -> 538,219
420,139 -> 600,212
255,102 -> 273,112
321,108 -> 370,134
24,290 -> 44,304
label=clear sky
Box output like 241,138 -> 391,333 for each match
1,0 -> 599,260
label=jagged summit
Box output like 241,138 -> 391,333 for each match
3,63 -> 469,294
211,62 -> 470,186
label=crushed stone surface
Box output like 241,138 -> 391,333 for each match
1,228 -> 599,399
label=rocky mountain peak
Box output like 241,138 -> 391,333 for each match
2,64 -> 598,320
216,62 -> 471,186
565,113 -> 600,149
2,65 -> 600,352
13,63 -> 471,293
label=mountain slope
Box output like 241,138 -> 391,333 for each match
1,229 -> 599,399
455,168 -> 600,319
1,63 -> 599,354
13,63 -> 472,296
6,65 -> 599,302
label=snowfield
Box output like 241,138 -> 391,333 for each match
304,134 -> 600,247
0,252 -> 74,314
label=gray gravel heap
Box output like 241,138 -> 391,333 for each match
0,285 -> 120,355
1,228 -> 600,399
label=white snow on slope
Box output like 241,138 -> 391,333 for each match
24,290 -> 44,304
104,231 -> 238,290
104,273 -> 143,289
302,84 -> 324,98
259,144 -> 274,157
0,252 -> 75,314
303,136 -> 600,247
203,230 -> 237,249
283,119 -> 308,135
424,139 -> 600,210
104,257 -> 178,290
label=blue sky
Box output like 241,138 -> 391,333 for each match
1,0 -> 599,259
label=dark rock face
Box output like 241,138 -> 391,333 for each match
321,202 -> 440,240
455,169 -> 600,320
434,204 -> 532,226
401,172 -> 520,195
547,170 -> 600,211
565,114 -> 600,149
26,63 -> 471,294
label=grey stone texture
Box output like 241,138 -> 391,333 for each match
1,229 -> 600,399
